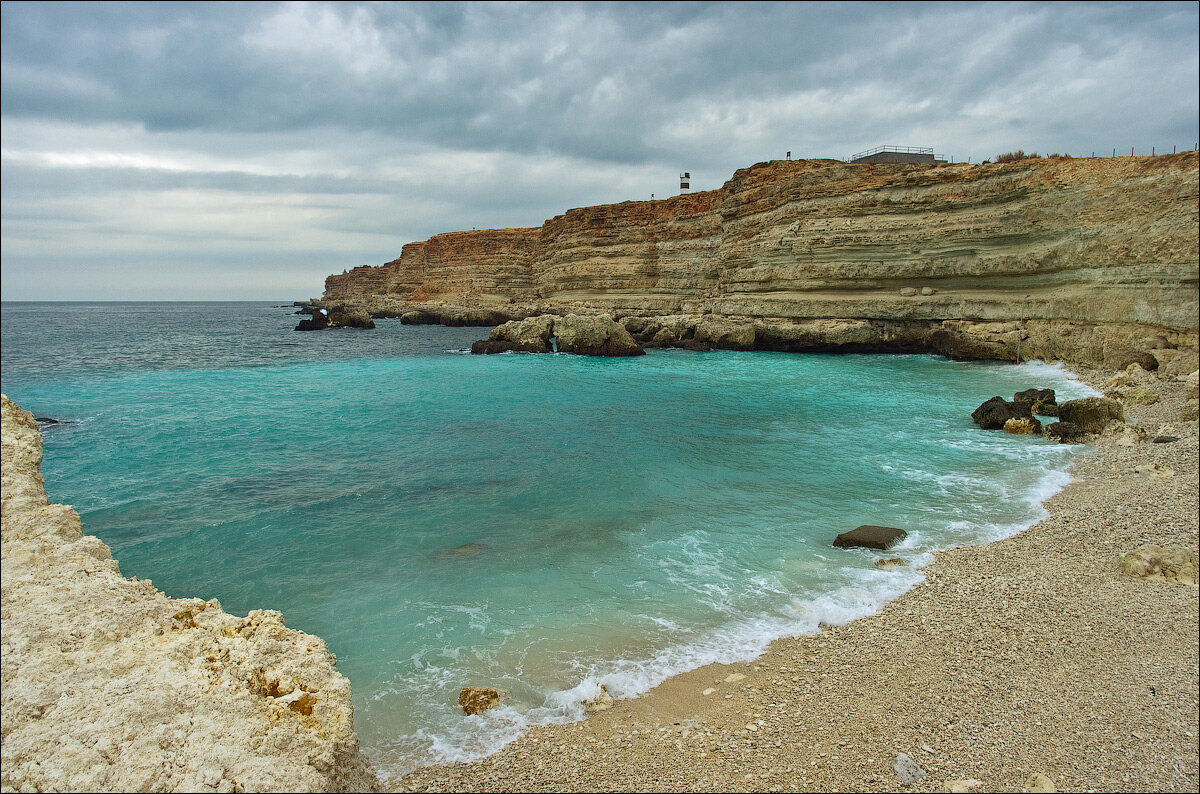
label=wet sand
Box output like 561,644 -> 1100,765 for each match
394,367 -> 1199,793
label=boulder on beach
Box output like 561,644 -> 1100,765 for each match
1044,421 -> 1087,443
972,396 -> 1033,430
833,525 -> 907,551
458,686 -> 505,716
1119,545 -> 1199,585
1056,396 -> 1124,433
1013,387 -> 1058,415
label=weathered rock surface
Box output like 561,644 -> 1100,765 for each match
552,314 -> 645,357
893,752 -> 927,784
1044,421 -> 1087,443
0,395 -> 379,793
1056,396 -> 1125,434
833,525 -> 907,550
471,314 -> 644,356
1003,416 -> 1043,435
322,154 -> 1198,369
472,315 -> 556,354
1014,388 -> 1058,416
327,306 -> 376,329
972,396 -> 1033,430
1120,545 -> 1200,585
458,687 -> 504,716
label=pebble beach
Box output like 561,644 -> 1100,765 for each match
394,366 -> 1200,793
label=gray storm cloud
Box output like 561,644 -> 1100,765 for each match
2,1 -> 1196,299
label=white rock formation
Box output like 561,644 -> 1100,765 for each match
1,395 -> 379,792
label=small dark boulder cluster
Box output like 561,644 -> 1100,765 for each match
294,305 -> 376,331
971,389 -> 1124,444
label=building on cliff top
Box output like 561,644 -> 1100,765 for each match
850,145 -> 947,165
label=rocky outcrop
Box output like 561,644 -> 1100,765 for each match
552,314 -> 644,357
1013,388 -> 1058,416
472,315 -> 556,354
321,154 -> 1199,368
1,396 -> 379,793
470,314 -> 644,356
295,305 -> 376,331
972,396 -> 1034,430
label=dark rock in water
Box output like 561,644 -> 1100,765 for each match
1152,435 -> 1180,444
971,396 -> 1033,430
833,525 -> 907,550
327,307 -> 375,329
1014,388 -> 1058,416
436,542 -> 488,560
400,310 -> 435,325
1044,421 -> 1087,443
295,308 -> 330,331
34,417 -> 78,428
1056,396 -> 1124,433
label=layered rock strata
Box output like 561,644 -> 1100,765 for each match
0,396 -> 379,793
324,154 -> 1198,367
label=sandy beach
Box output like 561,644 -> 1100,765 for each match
394,366 -> 1199,793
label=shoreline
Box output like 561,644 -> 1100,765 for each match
394,365 -> 1199,793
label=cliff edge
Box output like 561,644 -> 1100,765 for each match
0,395 -> 380,792
324,154 -> 1199,367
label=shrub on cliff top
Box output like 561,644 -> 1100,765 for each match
995,150 -> 1041,163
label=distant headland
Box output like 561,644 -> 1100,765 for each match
316,153 -> 1199,368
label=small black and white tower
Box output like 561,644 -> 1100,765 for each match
679,171 -> 691,192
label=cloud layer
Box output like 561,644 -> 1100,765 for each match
3,1 -> 1197,299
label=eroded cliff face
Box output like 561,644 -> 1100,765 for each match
0,396 -> 380,793
323,154 -> 1199,367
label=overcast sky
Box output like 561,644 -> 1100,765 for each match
2,1 -> 1197,301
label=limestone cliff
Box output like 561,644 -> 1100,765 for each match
323,154 -> 1198,367
0,396 -> 380,793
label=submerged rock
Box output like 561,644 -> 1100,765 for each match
833,525 -> 907,551
327,307 -> 376,329
874,557 -> 906,570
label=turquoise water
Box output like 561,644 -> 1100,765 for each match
1,302 -> 1097,776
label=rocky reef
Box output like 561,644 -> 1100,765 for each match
323,154 -> 1198,366
0,395 -> 380,793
